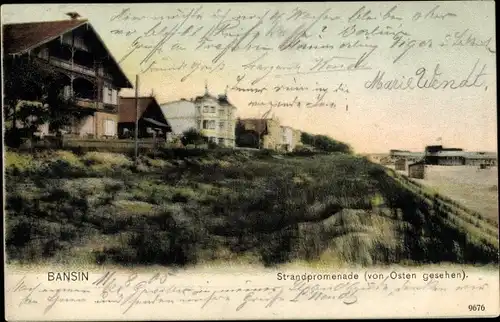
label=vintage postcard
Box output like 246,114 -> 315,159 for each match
2,1 -> 498,320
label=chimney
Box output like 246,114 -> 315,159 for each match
66,12 -> 81,20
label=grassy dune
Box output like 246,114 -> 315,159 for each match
4,149 -> 498,268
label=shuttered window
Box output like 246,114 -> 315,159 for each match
111,89 -> 118,105
104,119 -> 116,136
103,87 -> 109,103
107,88 -> 113,103
103,87 -> 115,104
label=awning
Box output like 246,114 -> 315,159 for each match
143,117 -> 170,128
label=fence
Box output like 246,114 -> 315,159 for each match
21,136 -> 169,154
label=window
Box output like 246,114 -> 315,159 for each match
103,86 -> 113,104
63,86 -> 72,99
210,106 -> 216,113
107,87 -> 113,103
218,138 -> 224,145
202,120 -> 216,130
111,89 -> 118,105
38,47 -> 49,59
203,105 -> 209,113
103,119 -> 116,136
219,121 -> 225,130
219,108 -> 225,116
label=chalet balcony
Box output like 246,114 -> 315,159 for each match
43,57 -> 114,80
73,98 -> 117,113
74,98 -> 99,109
50,56 -> 96,77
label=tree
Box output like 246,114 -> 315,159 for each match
300,131 -> 353,154
3,57 -> 83,147
180,128 -> 205,147
300,132 -> 316,146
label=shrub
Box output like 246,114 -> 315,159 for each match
51,150 -> 83,167
82,152 -> 132,167
141,156 -> 171,168
181,128 -> 205,147
255,149 -> 276,159
6,214 -> 79,263
301,132 -> 353,154
35,151 -> 88,177
293,145 -> 315,153
5,151 -> 37,173
95,210 -> 204,266
172,187 -> 197,203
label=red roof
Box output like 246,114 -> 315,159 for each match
3,19 -> 88,55
118,97 -> 158,123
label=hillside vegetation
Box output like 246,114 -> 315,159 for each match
300,132 -> 353,154
5,149 -> 498,268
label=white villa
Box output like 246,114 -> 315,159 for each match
160,85 -> 237,147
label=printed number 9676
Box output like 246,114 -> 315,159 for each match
468,304 -> 486,312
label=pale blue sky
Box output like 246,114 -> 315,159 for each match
2,2 -> 496,153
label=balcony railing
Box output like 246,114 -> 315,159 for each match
100,70 -> 114,80
50,57 -> 96,77
74,98 -> 97,109
73,98 -> 115,112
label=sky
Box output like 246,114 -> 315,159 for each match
2,2 -> 497,153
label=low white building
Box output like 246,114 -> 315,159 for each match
280,126 -> 294,152
160,86 -> 237,147
160,99 -> 198,137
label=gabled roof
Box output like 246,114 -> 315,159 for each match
160,98 -> 196,106
217,94 -> 237,109
3,19 -> 133,88
238,118 -> 274,135
118,96 -> 160,123
3,19 -> 88,55
409,160 -> 425,166
193,91 -> 237,109
143,117 -> 169,128
194,92 -> 218,102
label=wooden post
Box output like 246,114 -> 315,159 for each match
152,130 -> 157,158
134,74 -> 139,166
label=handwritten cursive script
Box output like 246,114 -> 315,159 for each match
5,270 -> 495,317
104,2 -> 494,110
